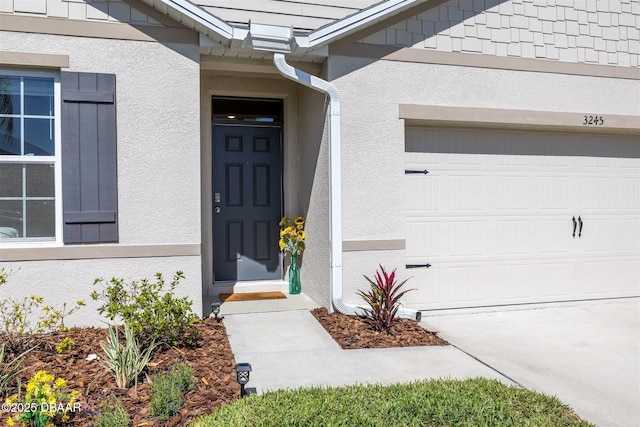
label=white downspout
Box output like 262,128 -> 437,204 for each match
273,53 -> 421,322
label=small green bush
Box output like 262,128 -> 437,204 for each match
100,325 -> 156,389
92,395 -> 130,427
0,266 -> 85,352
91,271 -> 199,347
150,362 -> 196,421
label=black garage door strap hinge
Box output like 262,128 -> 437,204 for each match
406,263 -> 432,269
405,169 -> 429,175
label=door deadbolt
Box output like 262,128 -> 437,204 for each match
214,207 -> 221,214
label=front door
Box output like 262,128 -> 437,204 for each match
212,125 -> 282,281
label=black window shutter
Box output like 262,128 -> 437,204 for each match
61,72 -> 118,244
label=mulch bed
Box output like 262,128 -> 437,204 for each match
1,318 -> 239,427
2,309 -> 448,426
311,307 -> 449,349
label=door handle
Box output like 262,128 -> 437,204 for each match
214,207 -> 221,214
572,216 -> 577,238
578,216 -> 583,238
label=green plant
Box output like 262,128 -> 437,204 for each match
100,325 -> 156,389
56,337 -> 74,354
357,265 -> 414,333
5,370 -> 80,427
190,378 -> 593,427
0,344 -> 31,398
0,267 -> 85,352
149,362 -> 196,421
92,395 -> 130,427
91,271 -> 199,347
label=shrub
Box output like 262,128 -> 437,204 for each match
0,267 -> 85,352
100,325 -> 156,389
5,370 -> 79,427
0,344 -> 30,398
92,395 -> 130,427
357,265 -> 414,333
91,271 -> 199,347
56,337 -> 75,354
150,362 -> 196,421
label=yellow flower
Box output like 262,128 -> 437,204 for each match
279,240 -> 285,251
298,230 -> 306,240
54,378 -> 66,388
278,216 -> 289,226
6,417 -> 15,426
294,216 -> 304,225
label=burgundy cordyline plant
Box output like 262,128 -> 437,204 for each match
357,265 -> 415,333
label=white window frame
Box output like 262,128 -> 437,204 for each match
0,69 -> 62,246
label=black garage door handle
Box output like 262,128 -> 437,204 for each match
578,216 -> 583,238
572,216 -> 577,238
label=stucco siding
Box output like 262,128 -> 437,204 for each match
0,32 -> 201,245
1,256 -> 202,326
0,32 -> 203,322
357,0 -> 640,67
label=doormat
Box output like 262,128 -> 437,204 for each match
219,291 -> 287,302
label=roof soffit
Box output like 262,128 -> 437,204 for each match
133,0 -> 438,56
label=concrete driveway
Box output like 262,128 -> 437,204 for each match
420,298 -> 640,427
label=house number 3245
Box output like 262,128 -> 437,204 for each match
583,115 -> 604,126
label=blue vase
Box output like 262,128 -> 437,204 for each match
289,252 -> 301,294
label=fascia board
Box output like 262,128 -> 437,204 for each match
148,0 -> 234,43
305,0 -> 430,49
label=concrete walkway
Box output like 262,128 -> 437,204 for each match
222,297 -> 639,427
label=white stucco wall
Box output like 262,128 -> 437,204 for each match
328,53 -> 640,305
0,31 -> 203,322
1,257 -> 201,327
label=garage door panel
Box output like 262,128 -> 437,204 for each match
498,220 -> 532,255
406,127 -> 640,309
498,176 -> 532,210
537,220 -> 572,254
538,176 -> 571,210
449,175 -> 483,210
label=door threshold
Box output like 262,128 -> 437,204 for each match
210,279 -> 287,295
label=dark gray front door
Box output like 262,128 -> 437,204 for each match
213,125 -> 282,281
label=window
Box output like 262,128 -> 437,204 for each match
0,71 -> 61,242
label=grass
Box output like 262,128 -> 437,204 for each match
190,377 -> 593,427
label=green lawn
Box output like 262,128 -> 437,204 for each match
191,377 -> 593,427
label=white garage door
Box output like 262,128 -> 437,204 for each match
405,127 -> 640,310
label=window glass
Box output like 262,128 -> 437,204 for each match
0,73 -> 57,242
25,200 -> 55,238
0,163 -> 22,197
26,164 -> 55,197
0,200 -> 23,237
24,118 -> 54,155
0,118 -> 21,155
0,76 -> 21,115
24,78 -> 54,116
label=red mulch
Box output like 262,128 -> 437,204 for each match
1,318 -> 239,427
311,307 -> 449,349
